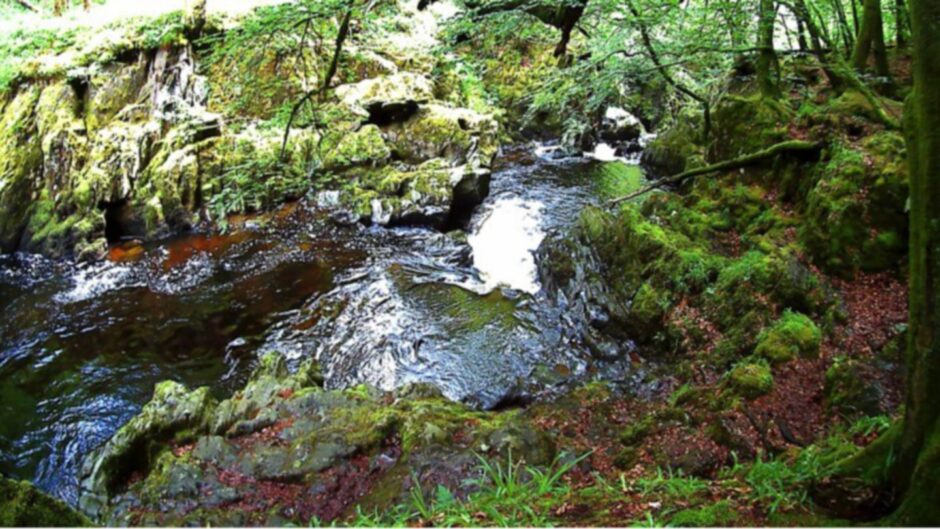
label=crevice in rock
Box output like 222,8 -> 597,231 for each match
365,101 -> 419,127
102,199 -> 146,244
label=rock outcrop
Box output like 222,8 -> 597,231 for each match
78,353 -> 554,526
0,1 -> 501,260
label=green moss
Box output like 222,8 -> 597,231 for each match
0,86 -> 42,252
729,359 -> 774,399
322,124 -> 390,171
0,477 -> 91,526
629,283 -> 670,333
824,356 -> 885,417
642,121 -> 702,175
669,499 -> 739,526
800,135 -> 908,274
590,161 -> 646,199
710,94 -> 792,162
619,415 -> 655,446
755,310 -> 821,364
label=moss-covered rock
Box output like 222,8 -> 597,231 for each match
335,72 -> 434,121
709,94 -> 792,162
0,477 -> 91,527
383,103 -> 498,166
824,356 -> 885,417
641,121 -> 702,175
79,380 -> 217,518
79,353 -> 554,526
800,134 -> 908,274
0,86 -> 42,252
728,360 -> 774,399
322,124 -> 391,171
754,310 -> 821,364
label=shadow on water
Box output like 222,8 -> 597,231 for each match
0,144 -> 647,504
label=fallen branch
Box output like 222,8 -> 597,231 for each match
607,140 -> 822,206
13,0 -> 40,12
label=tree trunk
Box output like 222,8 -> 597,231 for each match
852,0 -> 891,77
53,0 -> 66,16
888,0 -> 940,522
850,0 -> 860,32
757,0 -> 781,98
894,0 -> 908,48
796,16 -> 809,51
831,0 -> 855,53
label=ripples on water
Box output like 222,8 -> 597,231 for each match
0,145 -> 646,503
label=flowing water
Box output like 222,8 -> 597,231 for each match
0,145 -> 645,504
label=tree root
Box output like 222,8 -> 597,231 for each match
607,140 -> 822,207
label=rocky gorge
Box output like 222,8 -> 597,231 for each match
0,0 -> 927,525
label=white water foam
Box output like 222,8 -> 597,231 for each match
53,262 -> 136,304
468,196 -> 545,294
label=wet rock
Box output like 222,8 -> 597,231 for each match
600,107 -> 645,144
79,381 -> 216,518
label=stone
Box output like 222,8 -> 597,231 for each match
335,72 -> 434,123
79,381 -> 216,518
600,106 -> 645,143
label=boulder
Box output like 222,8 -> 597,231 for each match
754,310 -> 821,365
79,381 -> 216,518
335,72 -> 434,125
600,107 -> 645,143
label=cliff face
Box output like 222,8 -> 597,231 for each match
0,45 -> 219,259
0,1 -> 500,261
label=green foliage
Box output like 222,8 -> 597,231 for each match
742,449 -> 832,514
848,415 -> 892,438
208,156 -> 310,231
201,0 -> 387,120
352,451 -> 589,527
0,26 -> 77,92
631,467 -> 710,498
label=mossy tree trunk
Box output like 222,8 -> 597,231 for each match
852,0 -> 891,77
757,0 -> 781,98
889,0 -> 940,522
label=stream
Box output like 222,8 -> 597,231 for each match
0,145 -> 646,504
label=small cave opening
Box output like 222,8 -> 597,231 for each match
102,199 -> 147,244
365,100 -> 419,127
